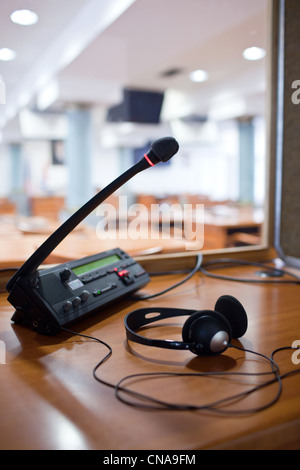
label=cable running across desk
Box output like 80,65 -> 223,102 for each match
199,258 -> 300,284
60,326 -> 300,415
127,253 -> 203,300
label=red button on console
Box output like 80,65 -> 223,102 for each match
117,269 -> 129,277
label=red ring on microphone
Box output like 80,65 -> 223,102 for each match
144,153 -> 155,166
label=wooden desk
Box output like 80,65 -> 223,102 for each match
0,207 -> 263,272
202,206 -> 263,250
147,205 -> 263,250
1,263 -> 300,450
0,215 -> 202,269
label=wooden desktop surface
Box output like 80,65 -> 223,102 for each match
1,262 -> 300,450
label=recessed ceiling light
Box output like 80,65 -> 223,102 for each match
242,46 -> 266,61
10,9 -> 38,26
0,48 -> 17,61
189,69 -> 209,83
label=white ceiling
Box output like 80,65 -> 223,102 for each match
0,0 -> 269,141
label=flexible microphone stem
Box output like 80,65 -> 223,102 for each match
6,136 -> 179,293
6,158 -> 149,292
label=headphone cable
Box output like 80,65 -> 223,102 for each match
127,253 -> 203,300
60,326 -> 300,415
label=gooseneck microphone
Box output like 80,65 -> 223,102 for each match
6,137 -> 179,293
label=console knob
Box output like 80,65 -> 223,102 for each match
63,301 -> 72,312
80,290 -> 90,302
60,268 -> 71,282
72,296 -> 81,308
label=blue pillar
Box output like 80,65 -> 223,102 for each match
238,117 -> 255,203
9,143 -> 29,214
10,143 -> 23,192
65,107 -> 93,211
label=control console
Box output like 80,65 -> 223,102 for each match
8,248 -> 149,335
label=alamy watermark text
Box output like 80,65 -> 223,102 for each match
95,197 -> 204,246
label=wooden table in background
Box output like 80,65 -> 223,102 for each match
0,206 -> 263,269
0,215 -> 202,269
0,263 -> 300,450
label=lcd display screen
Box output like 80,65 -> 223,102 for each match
72,255 -> 120,276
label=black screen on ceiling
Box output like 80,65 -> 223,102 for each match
106,88 -> 164,124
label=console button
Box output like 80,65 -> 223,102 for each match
93,283 -> 117,296
134,270 -> 146,278
115,268 -> 134,285
122,276 -> 134,285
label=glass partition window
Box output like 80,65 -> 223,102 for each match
0,0 -> 269,259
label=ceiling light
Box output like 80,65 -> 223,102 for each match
10,9 -> 38,26
189,69 -> 209,83
0,48 -> 17,61
242,46 -> 266,61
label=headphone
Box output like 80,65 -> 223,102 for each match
124,295 -> 248,356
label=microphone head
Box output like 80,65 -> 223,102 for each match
145,137 -> 179,165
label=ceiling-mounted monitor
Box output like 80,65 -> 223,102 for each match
106,88 -> 164,124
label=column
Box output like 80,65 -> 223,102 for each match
10,143 -> 23,192
65,106 -> 93,212
9,143 -> 29,214
238,117 -> 255,203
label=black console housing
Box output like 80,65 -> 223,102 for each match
8,248 -> 149,335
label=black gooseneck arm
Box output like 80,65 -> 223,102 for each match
6,136 -> 179,292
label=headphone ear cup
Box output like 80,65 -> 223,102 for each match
182,310 -> 232,356
214,295 -> 248,339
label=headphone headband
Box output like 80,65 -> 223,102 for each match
124,307 -> 198,350
124,296 -> 248,357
